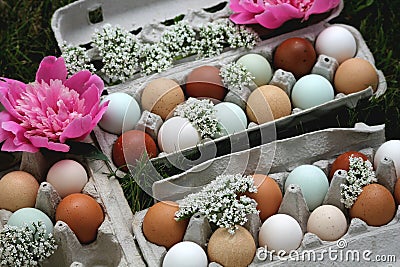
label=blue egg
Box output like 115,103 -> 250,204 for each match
291,74 -> 334,109
284,165 -> 329,211
7,208 -> 54,237
236,53 -> 273,87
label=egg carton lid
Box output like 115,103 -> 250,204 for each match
51,0 -> 343,48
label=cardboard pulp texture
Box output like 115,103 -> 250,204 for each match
131,123 -> 400,266
0,151 -> 145,266
52,0 -> 387,175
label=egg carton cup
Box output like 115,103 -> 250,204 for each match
129,123 -> 400,266
91,20 -> 386,176
0,151 -> 144,266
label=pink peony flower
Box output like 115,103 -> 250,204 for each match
230,0 -> 341,29
0,56 -> 108,153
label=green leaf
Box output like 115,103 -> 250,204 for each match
66,141 -> 110,162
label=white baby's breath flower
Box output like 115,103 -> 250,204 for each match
159,21 -> 197,59
174,98 -> 220,139
175,174 -> 259,234
340,155 -> 377,208
138,43 -> 173,75
220,62 -> 255,90
61,42 -> 96,76
0,221 -> 57,267
92,24 -> 140,82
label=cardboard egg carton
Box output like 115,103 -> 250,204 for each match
130,123 -> 400,266
90,20 -> 386,175
0,151 -> 144,266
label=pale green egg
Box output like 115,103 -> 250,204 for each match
214,102 -> 247,137
291,74 -> 334,109
7,207 -> 54,237
285,165 -> 329,211
236,53 -> 273,87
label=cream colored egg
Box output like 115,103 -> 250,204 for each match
0,171 -> 39,212
46,159 -> 88,198
307,205 -> 347,241
141,78 -> 185,120
246,85 -> 291,124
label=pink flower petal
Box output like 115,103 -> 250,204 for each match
0,80 -> 25,120
240,0 -> 265,13
2,121 -> 29,146
305,0 -> 341,19
59,115 -> 92,143
230,12 -> 259,25
0,111 -> 15,143
80,84 -> 102,115
255,4 -> 303,29
35,56 -> 68,84
1,138 -> 38,152
65,71 -> 104,96
29,135 -> 70,152
230,0 -> 249,13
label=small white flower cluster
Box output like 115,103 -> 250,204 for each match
138,43 -> 173,76
196,20 -> 259,59
340,155 -> 377,208
175,174 -> 259,234
0,222 -> 58,267
220,62 -> 255,89
174,98 -> 220,139
92,24 -> 141,83
61,42 -> 95,76
159,21 -> 197,59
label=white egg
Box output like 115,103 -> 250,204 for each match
315,26 -> 357,64
214,102 -> 247,137
158,117 -> 200,153
46,159 -> 88,198
98,92 -> 141,135
259,214 -> 303,254
374,140 -> 400,179
162,241 -> 208,267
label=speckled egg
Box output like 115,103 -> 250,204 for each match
141,78 -> 185,120
0,171 -> 39,212
273,37 -> 317,78
349,183 -> 396,226
246,85 -> 291,124
56,193 -> 104,244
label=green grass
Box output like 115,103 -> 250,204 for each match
1,0 -> 399,211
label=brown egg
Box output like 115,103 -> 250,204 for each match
334,57 -> 379,94
349,184 -> 396,226
142,201 -> 188,249
185,66 -> 227,101
246,85 -> 291,124
246,174 -> 282,221
56,193 -> 104,244
208,225 -> 256,267
394,178 -> 400,205
0,171 -> 39,212
112,130 -> 158,172
329,151 -> 369,181
273,37 -> 317,78
141,78 -> 185,120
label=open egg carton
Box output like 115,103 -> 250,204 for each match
52,0 -> 387,176
130,123 -> 400,266
0,150 -> 144,266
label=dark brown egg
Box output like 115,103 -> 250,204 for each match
112,130 -> 158,171
185,66 -> 227,101
395,178 -> 400,205
273,37 -> 317,78
329,151 -> 369,181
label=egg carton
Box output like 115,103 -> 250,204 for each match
89,20 -> 386,177
0,151 -> 144,266
129,123 -> 400,266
